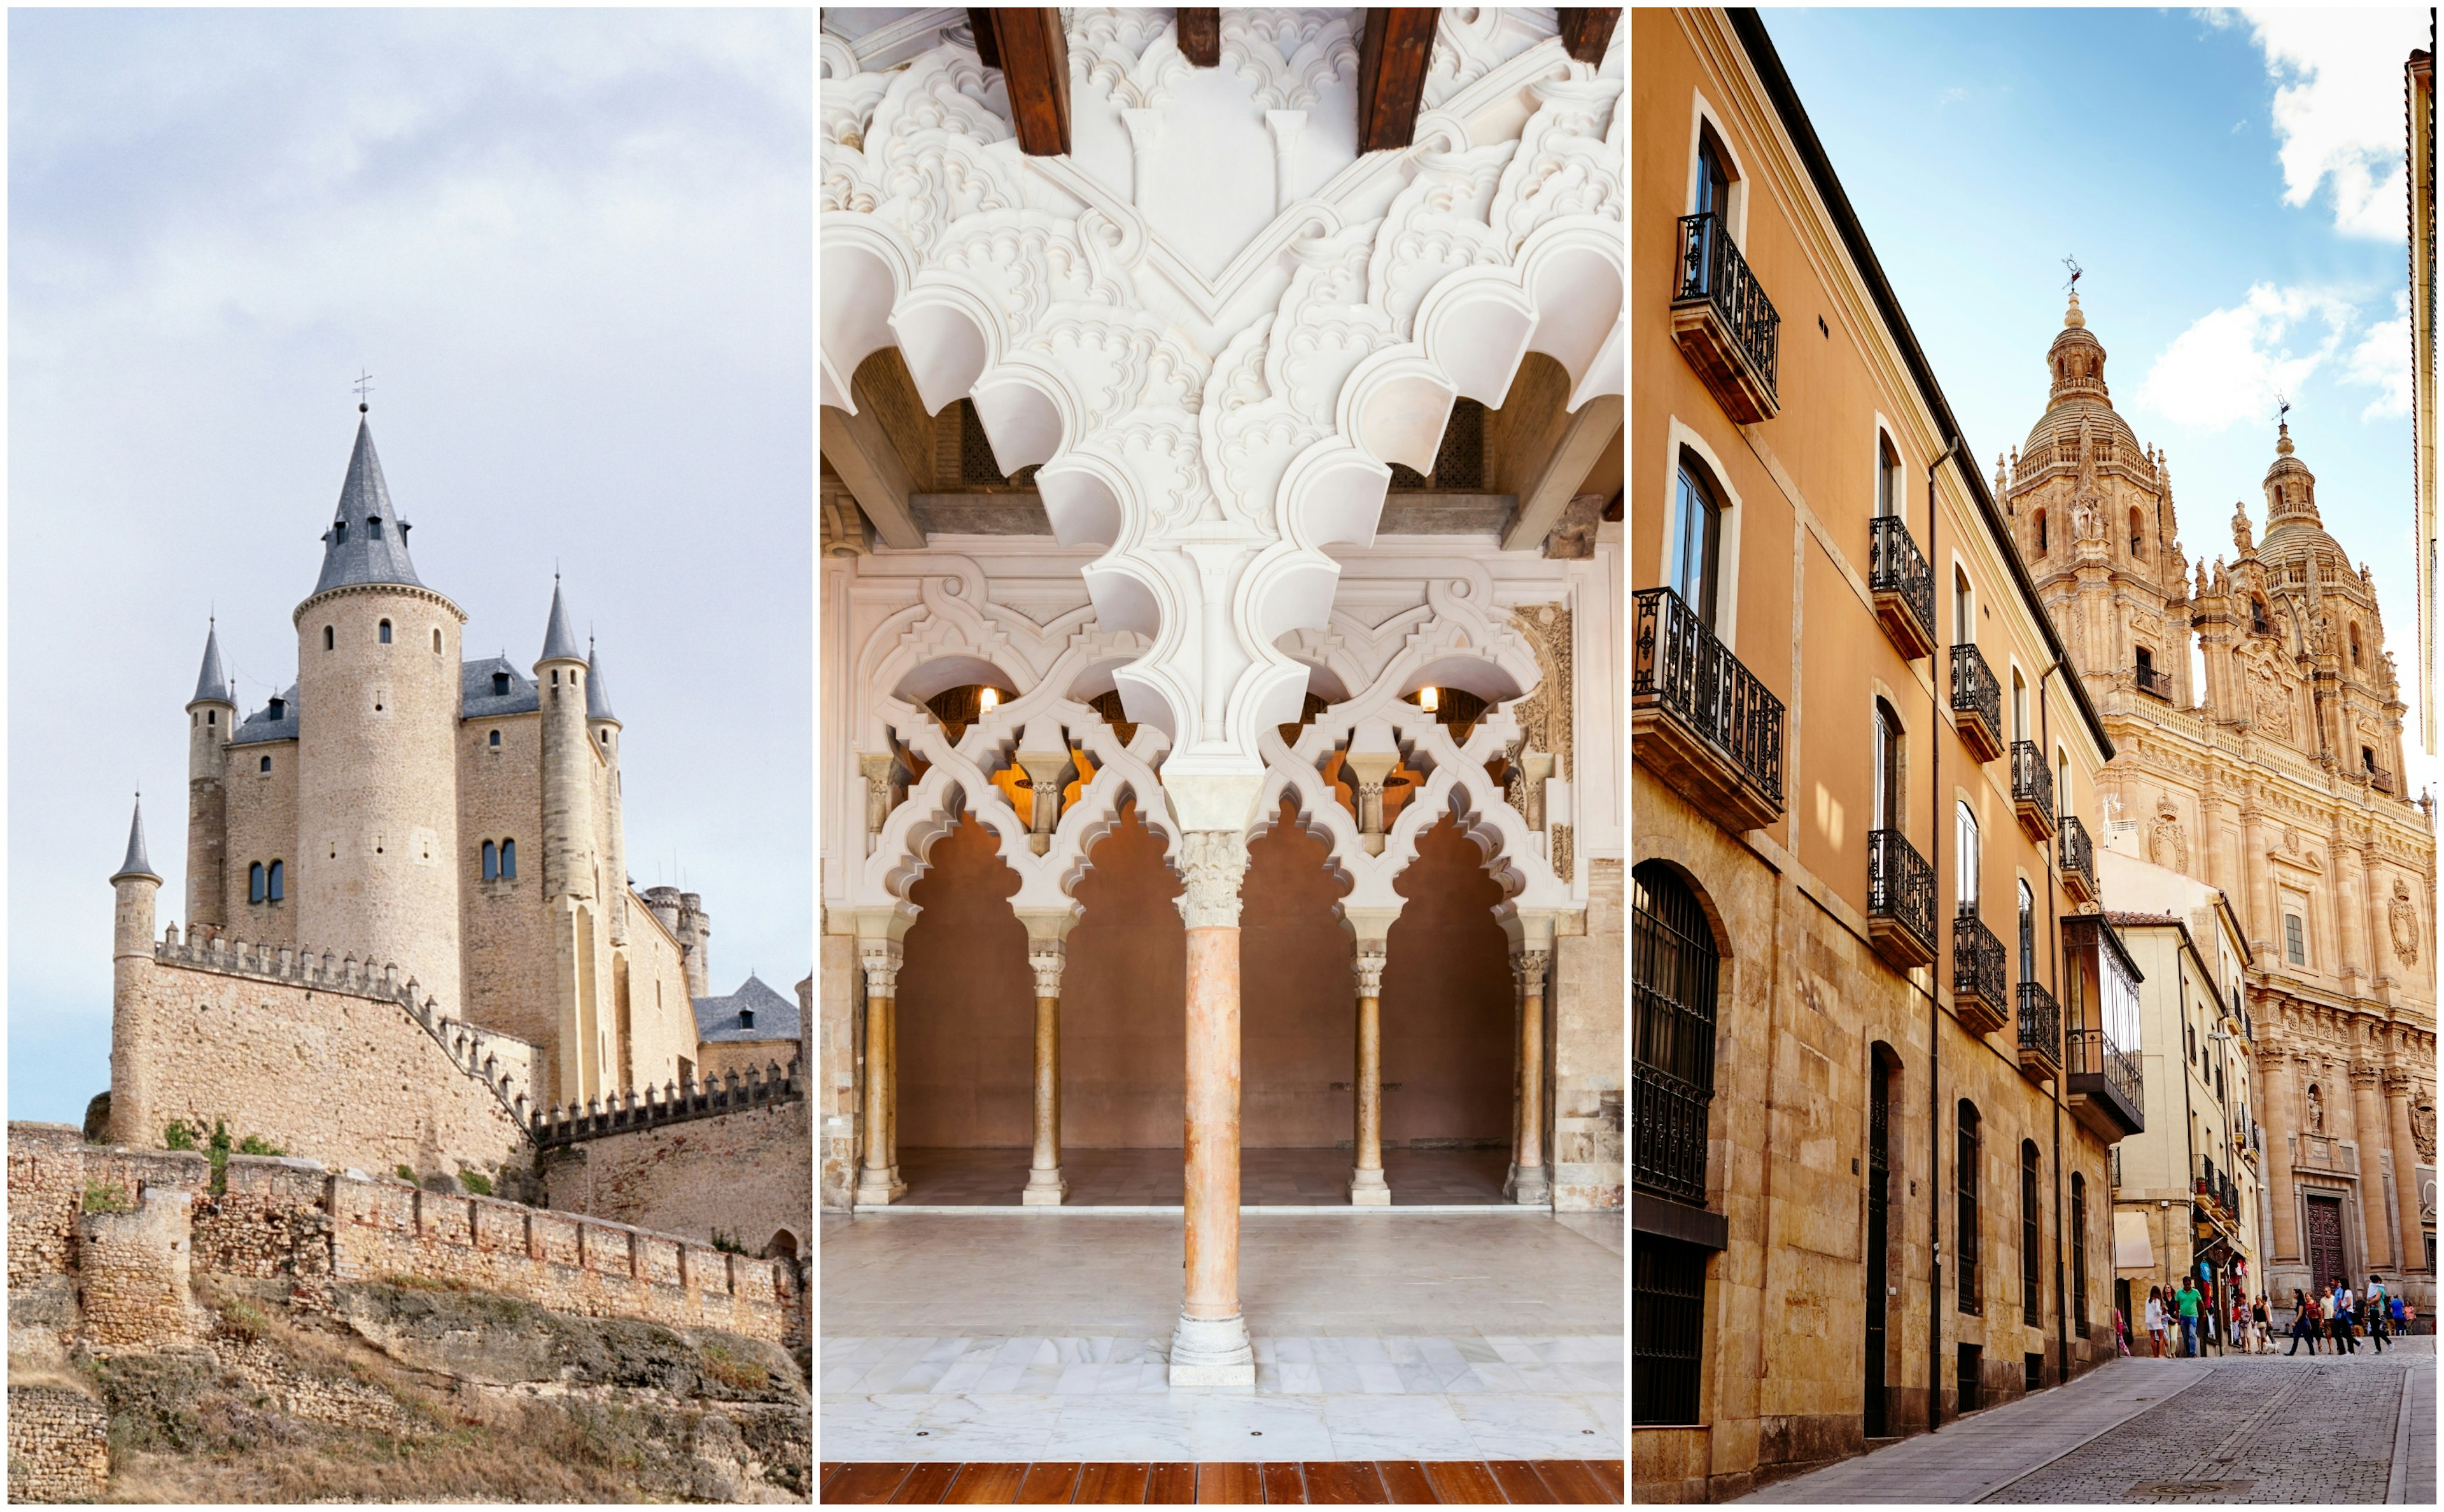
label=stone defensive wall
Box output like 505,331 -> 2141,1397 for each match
537,1088 -> 811,1261
8,1124 -> 803,1350
112,925 -> 539,1179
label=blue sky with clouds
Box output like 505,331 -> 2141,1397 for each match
1764,6 -> 2433,797
8,8 -> 813,1124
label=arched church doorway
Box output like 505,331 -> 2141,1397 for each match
1379,815 -> 1520,1201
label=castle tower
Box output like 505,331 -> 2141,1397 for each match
108,797 -> 161,1145
537,578 -> 605,1101
185,624 -> 235,934
291,416 -> 468,1009
586,638 -> 628,946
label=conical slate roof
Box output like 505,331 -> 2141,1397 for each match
313,419 -> 423,594
585,640 -> 619,723
190,622 -> 235,706
113,795 -> 159,882
538,578 -> 583,664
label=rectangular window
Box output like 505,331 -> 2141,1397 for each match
1957,1124 -> 1981,1314
1672,462 -> 1722,629
1694,128 -> 1729,220
1957,1343 -> 1982,1413
1632,1236 -> 1710,1425
2286,914 -> 2305,965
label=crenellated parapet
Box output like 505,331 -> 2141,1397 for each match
532,1059 -> 804,1149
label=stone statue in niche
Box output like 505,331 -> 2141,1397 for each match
2414,1101 -> 2436,1165
2250,661 -> 2293,739
2390,882 -> 2422,967
2147,797 -> 2189,873
2307,1083 -> 2325,1134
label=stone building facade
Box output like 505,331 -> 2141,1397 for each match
1632,10 -> 2128,1499
1995,294 -> 2440,1312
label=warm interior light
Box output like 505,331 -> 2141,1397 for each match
1419,686 -> 1439,713
979,687 -> 1000,713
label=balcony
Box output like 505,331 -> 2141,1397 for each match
2011,739 -> 2055,841
1869,515 -> 1936,659
1671,213 -> 1781,423
1633,587 -> 1786,832
1950,643 -> 2005,762
1867,828 -> 1937,969
1953,909 -> 2009,1036
2058,814 -> 2097,905
2016,980 -> 2061,1084
2133,662 -> 2174,701
2066,1027 -> 2145,1140
2370,764 -> 2399,795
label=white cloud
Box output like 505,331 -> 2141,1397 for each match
2135,283 -> 2355,429
2215,7 -> 2432,239
2342,291 -> 2414,419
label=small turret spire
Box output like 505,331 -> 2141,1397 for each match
190,620 -> 234,706
586,636 -> 619,724
538,575 -> 583,664
113,792 -> 160,883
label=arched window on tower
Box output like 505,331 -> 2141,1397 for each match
323,626 -> 335,651
2033,508 -> 2047,556
2251,598 -> 2270,636
2349,623 -> 2363,668
248,862 -> 265,904
379,620 -> 392,644
432,628 -> 442,653
258,755 -> 271,774
500,839 -> 517,879
2129,507 -> 2145,558
267,860 -> 283,902
482,841 -> 498,882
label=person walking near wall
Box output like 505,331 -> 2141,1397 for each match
2252,1294 -> 2270,1355
2175,1277 -> 2202,1358
2145,1286 -> 2167,1357
2367,1275 -> 2391,1354
2336,1282 -> 2360,1354
2289,1289 -> 2319,1355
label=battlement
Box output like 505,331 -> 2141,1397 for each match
153,922 -> 540,1127
533,1059 -> 803,1149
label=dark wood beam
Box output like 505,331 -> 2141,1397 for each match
966,8 -> 1000,69
1356,10 -> 1439,153
1176,9 -> 1221,67
982,9 -> 1070,156
1555,9 -> 1621,66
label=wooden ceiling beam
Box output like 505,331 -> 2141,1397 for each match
980,8 -> 1071,157
1555,9 -> 1622,66
1176,9 -> 1221,67
1356,10 -> 1439,154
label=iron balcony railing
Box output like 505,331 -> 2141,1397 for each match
1869,828 -> 1937,960
2133,663 -> 2174,699
2370,765 -> 2399,795
1869,514 -> 1935,655
1633,587 -> 1785,809
2011,739 -> 2054,832
1950,643 -> 2003,758
1953,908 -> 2007,1025
2067,1026 -> 2143,1111
1674,212 -> 1780,401
2017,980 -> 2061,1062
2059,814 -> 2096,893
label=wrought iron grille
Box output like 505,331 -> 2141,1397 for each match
1632,1237 -> 1708,1425
1634,863 -> 1719,1205
2021,1147 -> 2042,1327
1951,643 -> 2001,739
1869,828 -> 1937,957
2072,1175 -> 2089,1337
1673,212 -> 1780,399
1954,909 -> 2005,1015
2059,815 -> 2095,890
2067,1027 -> 2142,1109
1633,587 -> 1786,808
1869,514 -> 1934,643
2133,662 -> 2174,699
1958,1111 -> 1981,1315
2011,740 -> 2053,829
2017,980 -> 2060,1061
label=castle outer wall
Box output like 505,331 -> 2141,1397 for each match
538,1096 -> 811,1261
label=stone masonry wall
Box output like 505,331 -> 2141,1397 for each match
6,1386 -> 109,1502
1554,858 -> 1626,1210
818,926 -> 859,1210
537,1098 -> 811,1259
221,737 -> 301,949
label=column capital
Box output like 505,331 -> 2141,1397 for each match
859,940 -> 903,998
1512,947 -> 1552,995
2384,1066 -> 2415,1095
1354,943 -> 1388,999
1028,938 -> 1067,998
2351,1061 -> 2383,1088
1176,829 -> 1251,930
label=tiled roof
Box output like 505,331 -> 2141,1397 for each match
462,656 -> 540,717
229,683 -> 301,746
312,419 -> 424,594
692,974 -> 802,1045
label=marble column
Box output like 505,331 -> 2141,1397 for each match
2353,1063 -> 2389,1270
2266,1053 -> 2302,1262
2386,1067 -> 2429,1278
1019,911 -> 1077,1206
854,941 -> 905,1206
1349,937 -> 1391,1206
1170,829 -> 1256,1386
1507,921 -> 1555,1207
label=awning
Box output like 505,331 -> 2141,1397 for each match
2115,1210 -> 2154,1270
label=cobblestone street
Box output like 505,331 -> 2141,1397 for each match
1739,1340 -> 2434,1504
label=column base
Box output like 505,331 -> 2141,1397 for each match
1169,1313 -> 1256,1385
1022,1168 -> 1067,1206
1349,1168 -> 1391,1207
853,1168 -> 899,1207
1512,1166 -> 1551,1206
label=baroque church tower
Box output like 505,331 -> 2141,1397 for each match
2000,288 -> 2440,1306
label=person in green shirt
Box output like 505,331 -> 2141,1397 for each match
2175,1278 -> 2202,1357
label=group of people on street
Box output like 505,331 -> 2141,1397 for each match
2126,1275 -> 2412,1357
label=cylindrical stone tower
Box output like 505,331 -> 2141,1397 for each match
291,417 -> 468,1009
586,640 -> 628,944
108,797 -> 162,1146
185,624 -> 235,935
538,579 -> 603,1100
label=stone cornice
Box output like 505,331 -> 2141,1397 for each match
292,579 -> 467,628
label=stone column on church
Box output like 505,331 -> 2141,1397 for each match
2352,1063 -> 2390,1270
2335,837 -> 2367,990
2266,1052 -> 2301,1263
2386,1067 -> 2429,1279
1346,912 -> 1396,1206
2240,803 -> 2272,958
1019,911 -> 1078,1205
1170,829 -> 1256,1385
1504,912 -> 1557,1207
855,941 -> 905,1206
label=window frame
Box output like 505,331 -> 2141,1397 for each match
482,840 -> 498,883
1957,1101 -> 1982,1315
1955,799 -> 1981,914
1671,453 -> 1726,630
500,838 -> 517,879
248,861 -> 265,905
266,860 -> 283,903
378,619 -> 393,645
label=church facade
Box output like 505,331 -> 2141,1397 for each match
1996,293 -> 2440,1310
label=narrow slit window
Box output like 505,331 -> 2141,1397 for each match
500,839 -> 517,879
379,620 -> 392,644
248,862 -> 265,904
259,755 -> 272,774
323,626 -> 335,651
482,841 -> 498,882
267,860 -> 283,902
489,729 -> 501,748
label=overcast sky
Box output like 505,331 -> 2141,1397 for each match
1768,6 -> 2436,804
8,8 -> 813,1124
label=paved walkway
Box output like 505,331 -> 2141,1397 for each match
1739,1341 -> 2436,1504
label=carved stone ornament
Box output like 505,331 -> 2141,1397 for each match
1512,947 -> 1551,996
2250,658 -> 2293,740
1176,830 -> 1251,930
2390,882 -> 2422,967
2415,1100 -> 2436,1165
859,941 -> 903,999
1028,939 -> 1067,998
2307,1082 -> 2325,1133
1354,944 -> 1388,999
2147,797 -> 2189,874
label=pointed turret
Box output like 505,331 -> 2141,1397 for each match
538,577 -> 583,666
190,622 -> 235,707
312,418 -> 423,594
113,795 -> 159,883
185,621 -> 234,932
585,638 -> 619,724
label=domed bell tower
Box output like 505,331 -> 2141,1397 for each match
292,414 -> 468,1009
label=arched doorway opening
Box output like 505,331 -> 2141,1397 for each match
1237,797 -> 1357,1197
1380,815 -> 1519,1202
893,814 -> 1032,1198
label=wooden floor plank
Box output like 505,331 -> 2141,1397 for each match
1421,1460 -> 1505,1504
826,1462 -> 918,1504
1526,1461 -> 1611,1505
1197,1463 -> 1263,1504
822,1463 -> 847,1497
1146,1462 -> 1198,1504
1584,1460 -> 1625,1501
888,1462 -> 962,1503
1486,1462 -> 1556,1503
1077,1462 -> 1153,1503
942,1464 -> 1031,1504
1261,1461 -> 1308,1503
1018,1462 -> 1085,1504
1300,1461 -> 1388,1503
1372,1460 -> 1439,1504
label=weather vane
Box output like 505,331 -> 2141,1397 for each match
2061,255 -> 2082,292
354,370 -> 375,413
2277,391 -> 2291,427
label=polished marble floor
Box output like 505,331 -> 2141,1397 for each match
892,1145 -> 1513,1207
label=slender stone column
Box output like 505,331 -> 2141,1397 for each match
2386,1067 -> 2429,1278
1349,939 -> 1391,1206
2266,1052 -> 2302,1262
2353,1063 -> 2389,1268
2240,804 -> 2272,958
1512,946 -> 1553,1205
883,989 -> 902,1176
1019,911 -> 1078,1205
1170,829 -> 1256,1385
854,941 -> 904,1207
